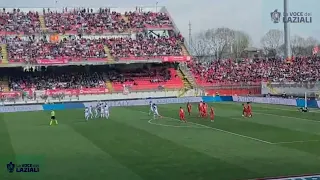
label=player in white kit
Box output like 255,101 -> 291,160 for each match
100,103 -> 105,118
148,101 -> 153,115
85,107 -> 90,121
104,104 -> 110,119
94,104 -> 99,118
152,103 -> 161,119
89,106 -> 93,119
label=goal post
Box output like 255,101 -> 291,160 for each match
303,91 -> 320,109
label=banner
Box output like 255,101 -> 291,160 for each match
45,88 -> 108,96
313,46 -> 319,55
45,89 -> 79,96
37,58 -> 68,65
79,88 -> 108,95
0,91 -> 21,98
0,105 -> 43,113
162,56 -> 191,62
232,96 -> 297,106
83,97 -> 203,108
259,174 -> 320,180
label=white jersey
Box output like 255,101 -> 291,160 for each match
105,105 -> 109,112
150,102 -> 154,112
89,106 -> 93,114
153,105 -> 157,111
85,108 -> 89,114
153,105 -> 159,115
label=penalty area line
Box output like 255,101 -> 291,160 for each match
272,140 -> 320,144
136,110 -> 273,145
148,119 -> 206,128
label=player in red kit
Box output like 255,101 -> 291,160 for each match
210,107 -> 215,122
203,103 -> 208,118
242,103 -> 247,117
179,107 -> 187,122
187,102 -> 192,115
198,101 -> 203,117
246,102 -> 252,117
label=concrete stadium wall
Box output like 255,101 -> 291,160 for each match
1,96 -> 320,113
233,96 -> 320,108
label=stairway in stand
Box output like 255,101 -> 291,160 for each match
104,45 -> 115,63
267,82 -> 278,94
180,43 -> 190,56
176,69 -> 193,97
1,44 -> 8,64
178,67 -> 196,89
105,80 -> 114,93
0,77 -> 10,92
39,15 -> 47,32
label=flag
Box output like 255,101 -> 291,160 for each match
313,46 -> 319,55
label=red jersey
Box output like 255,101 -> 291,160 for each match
243,105 -> 247,112
180,108 -> 184,115
247,105 -> 252,111
187,103 -> 192,110
210,107 -> 214,115
198,103 -> 203,110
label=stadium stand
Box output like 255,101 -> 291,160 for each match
106,33 -> 183,60
188,56 -> 320,86
6,36 -> 107,63
43,8 -> 129,34
1,7 -> 319,100
0,8 -> 41,35
2,64 -> 183,93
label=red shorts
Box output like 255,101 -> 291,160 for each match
210,114 -> 214,119
188,108 -> 191,112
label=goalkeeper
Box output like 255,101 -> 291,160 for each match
299,107 -> 309,112
50,110 -> 58,125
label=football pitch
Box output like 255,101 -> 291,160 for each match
1,102 -> 320,180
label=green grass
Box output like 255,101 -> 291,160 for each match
1,102 -> 320,180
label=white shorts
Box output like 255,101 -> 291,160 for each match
85,113 -> 89,117
105,111 -> 109,115
154,110 -> 159,116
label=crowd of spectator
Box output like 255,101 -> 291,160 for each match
107,33 -> 182,58
108,66 -> 172,84
8,66 -> 106,91
44,8 -> 129,34
6,65 -> 174,91
189,56 -> 320,84
125,11 -> 172,29
2,33 -> 182,62
0,8 -> 40,34
6,36 -> 106,62
0,8 -> 174,35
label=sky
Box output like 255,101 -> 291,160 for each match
2,0 -> 319,47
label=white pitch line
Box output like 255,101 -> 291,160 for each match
253,111 -> 320,123
272,140 -> 320,144
148,119 -> 206,128
136,111 -> 273,144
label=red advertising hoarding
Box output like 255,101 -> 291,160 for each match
162,56 -> 192,62
0,91 -> 21,98
37,58 -> 68,65
45,88 -> 108,96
